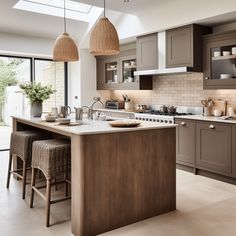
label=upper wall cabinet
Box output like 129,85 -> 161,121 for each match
203,30 -> 236,89
166,24 -> 211,71
96,49 -> 153,91
137,33 -> 158,70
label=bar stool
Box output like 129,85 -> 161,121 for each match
30,139 -> 71,227
6,130 -> 51,199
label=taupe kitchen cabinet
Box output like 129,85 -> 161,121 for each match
203,30 -> 236,89
232,126 -> 236,178
166,24 -> 211,71
137,33 -> 158,70
97,57 -> 120,90
96,49 -> 153,90
196,121 -> 232,175
175,119 -> 195,166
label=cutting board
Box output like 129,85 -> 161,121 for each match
226,101 -> 236,115
212,100 -> 227,116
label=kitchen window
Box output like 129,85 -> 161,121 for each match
34,59 -> 68,112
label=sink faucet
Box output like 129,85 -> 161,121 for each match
88,97 -> 104,119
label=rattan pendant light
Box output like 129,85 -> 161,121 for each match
53,0 -> 79,61
90,0 -> 120,56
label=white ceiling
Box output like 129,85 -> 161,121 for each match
0,0 -> 236,49
0,0 -> 90,40
0,0 -> 164,40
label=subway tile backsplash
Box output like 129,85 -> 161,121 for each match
99,73 -> 236,107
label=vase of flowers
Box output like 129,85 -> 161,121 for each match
20,82 -> 55,117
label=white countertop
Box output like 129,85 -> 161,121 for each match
12,115 -> 177,136
176,114 -> 236,124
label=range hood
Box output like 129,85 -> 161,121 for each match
134,31 -> 191,76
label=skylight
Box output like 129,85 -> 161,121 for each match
14,0 -> 103,23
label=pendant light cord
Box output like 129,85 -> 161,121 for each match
64,0 -> 67,32
103,0 -> 105,17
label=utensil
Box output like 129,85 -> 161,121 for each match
51,107 -> 59,118
58,105 -> 71,118
228,107 -> 235,116
213,109 -> 222,117
220,74 -> 231,79
45,113 -> 57,122
222,51 -> 231,56
213,51 -> 221,57
160,105 -> 168,113
167,106 -> 177,114
74,107 -> 83,121
232,47 -> 236,55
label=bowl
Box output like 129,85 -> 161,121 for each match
213,51 -> 221,57
45,115 -> 57,122
222,51 -> 231,56
220,74 -> 231,79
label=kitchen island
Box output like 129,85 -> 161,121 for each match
12,116 -> 177,236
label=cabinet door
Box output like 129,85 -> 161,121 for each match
166,25 -> 193,68
203,30 -> 236,89
137,33 -> 158,70
196,122 -> 232,174
176,119 -> 195,166
97,57 -> 120,90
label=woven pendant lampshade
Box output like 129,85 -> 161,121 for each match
53,32 -> 79,61
90,0 -> 120,56
53,0 -> 79,62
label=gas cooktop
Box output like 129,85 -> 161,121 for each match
141,110 -> 193,116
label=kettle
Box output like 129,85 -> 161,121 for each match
74,107 -> 83,121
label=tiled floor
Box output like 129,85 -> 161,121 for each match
0,126 -> 11,149
1,151 -> 236,236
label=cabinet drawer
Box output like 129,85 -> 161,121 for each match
196,121 -> 232,174
176,119 -> 195,165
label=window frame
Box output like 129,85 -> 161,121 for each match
33,58 -> 68,106
0,56 -> 68,106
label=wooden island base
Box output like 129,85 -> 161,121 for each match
72,128 -> 176,236
13,118 -> 176,236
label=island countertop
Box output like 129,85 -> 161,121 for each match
12,115 -> 177,136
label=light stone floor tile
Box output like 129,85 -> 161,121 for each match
1,151 -> 236,236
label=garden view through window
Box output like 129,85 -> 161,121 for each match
0,56 -> 67,151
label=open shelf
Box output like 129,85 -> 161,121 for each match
106,67 -> 118,71
124,65 -> 137,69
212,54 -> 236,61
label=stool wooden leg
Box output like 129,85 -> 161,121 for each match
30,168 -> 36,208
6,154 -> 13,188
46,179 -> 51,227
22,160 -> 27,199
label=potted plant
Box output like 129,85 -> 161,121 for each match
20,82 -> 55,117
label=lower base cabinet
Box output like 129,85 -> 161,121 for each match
176,118 -> 236,181
176,119 -> 195,166
196,122 -> 232,175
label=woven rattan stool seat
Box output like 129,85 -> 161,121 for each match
10,131 -> 50,162
7,130 -> 51,199
32,139 -> 71,180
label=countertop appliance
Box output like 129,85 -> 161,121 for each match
105,100 -> 125,110
134,106 -> 202,124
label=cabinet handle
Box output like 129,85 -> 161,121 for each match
205,76 -> 209,80
209,125 -> 215,129
181,122 -> 186,126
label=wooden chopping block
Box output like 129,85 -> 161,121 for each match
226,101 -> 236,115
212,100 -> 227,116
